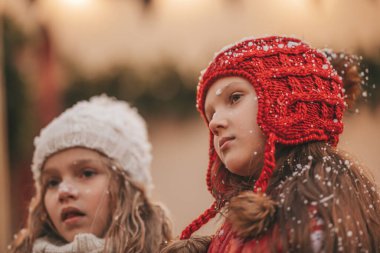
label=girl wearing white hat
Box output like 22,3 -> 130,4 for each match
9,95 -> 172,253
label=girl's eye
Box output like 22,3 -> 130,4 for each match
81,169 -> 96,178
46,178 -> 60,189
229,93 -> 242,104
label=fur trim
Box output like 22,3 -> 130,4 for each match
160,236 -> 212,253
227,191 -> 277,239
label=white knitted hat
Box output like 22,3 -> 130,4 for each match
31,94 -> 152,191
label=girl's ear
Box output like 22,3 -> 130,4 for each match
227,191 -> 277,239
160,236 -> 212,253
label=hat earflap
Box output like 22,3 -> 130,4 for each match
227,133 -> 278,239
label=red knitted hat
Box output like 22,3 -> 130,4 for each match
180,36 -> 345,239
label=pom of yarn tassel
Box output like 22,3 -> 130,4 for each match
227,191 -> 277,239
161,236 -> 212,253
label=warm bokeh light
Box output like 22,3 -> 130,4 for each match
283,0 -> 309,9
6,0 -> 380,74
161,0 -> 204,13
58,0 -> 92,8
39,0 -> 101,19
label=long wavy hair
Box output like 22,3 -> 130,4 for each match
163,142 -> 380,253
8,153 -> 172,253
262,141 -> 380,252
226,142 -> 380,253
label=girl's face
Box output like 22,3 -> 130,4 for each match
204,77 -> 266,177
42,147 -> 111,242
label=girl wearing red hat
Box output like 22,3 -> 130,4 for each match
163,36 -> 380,253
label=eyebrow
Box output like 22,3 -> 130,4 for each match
42,158 -> 100,174
69,159 -> 99,168
214,81 -> 244,96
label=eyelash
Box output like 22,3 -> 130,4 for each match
229,92 -> 242,104
45,178 -> 60,189
80,168 -> 97,178
206,92 -> 243,121
44,168 -> 97,189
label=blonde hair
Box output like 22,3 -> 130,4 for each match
8,153 -> 172,253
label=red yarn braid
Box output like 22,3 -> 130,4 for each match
253,133 -> 277,193
180,201 -> 218,239
206,130 -> 215,193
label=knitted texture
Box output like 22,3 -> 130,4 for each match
181,36 -> 345,239
180,201 -> 218,240
32,94 -> 152,191
32,233 -> 104,253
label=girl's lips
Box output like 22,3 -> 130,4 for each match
61,207 -> 85,223
63,215 -> 84,226
219,137 -> 234,150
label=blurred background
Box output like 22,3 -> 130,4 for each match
1,0 -> 380,250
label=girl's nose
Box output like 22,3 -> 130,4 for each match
58,181 -> 79,202
209,112 -> 227,136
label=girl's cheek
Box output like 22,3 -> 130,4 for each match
213,140 -> 220,152
43,195 -> 55,218
43,192 -> 52,205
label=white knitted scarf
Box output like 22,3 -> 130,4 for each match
32,233 -> 105,253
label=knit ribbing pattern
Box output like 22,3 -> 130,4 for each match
33,233 -> 104,253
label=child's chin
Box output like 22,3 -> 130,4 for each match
225,166 -> 250,177
226,163 -> 260,178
